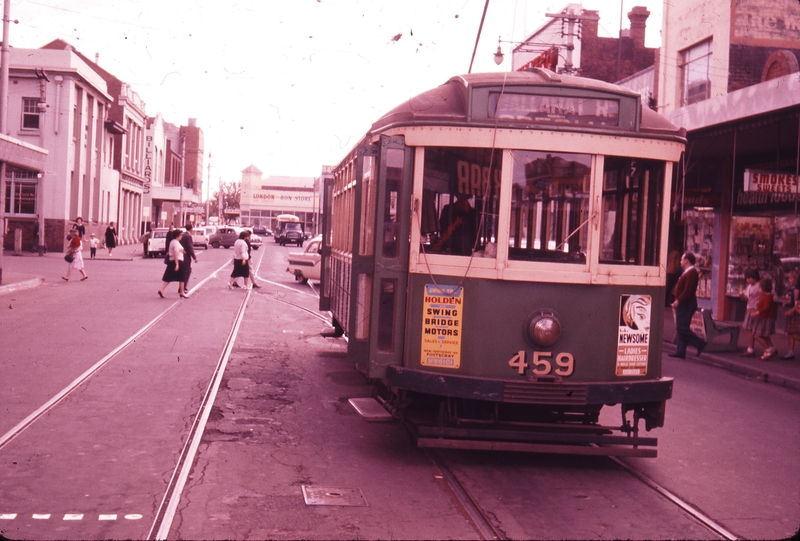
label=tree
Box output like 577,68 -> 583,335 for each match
209,181 -> 241,217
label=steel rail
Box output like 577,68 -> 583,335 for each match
149,245 -> 266,540
426,449 -> 506,541
148,283 -> 252,540
0,287 -> 197,450
606,452 -> 739,540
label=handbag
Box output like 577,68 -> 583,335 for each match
164,251 -> 171,264
64,252 -> 74,263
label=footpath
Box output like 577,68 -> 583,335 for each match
3,246 -> 800,394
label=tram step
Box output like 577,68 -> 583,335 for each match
348,397 -> 393,422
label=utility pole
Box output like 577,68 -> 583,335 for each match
0,0 -> 11,283
179,130 -> 185,227
206,152 -> 210,225
545,8 -> 599,76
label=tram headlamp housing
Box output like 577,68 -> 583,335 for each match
525,311 -> 562,348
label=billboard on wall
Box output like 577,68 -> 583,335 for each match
733,0 -> 800,46
247,189 -> 315,211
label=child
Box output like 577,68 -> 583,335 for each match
89,233 -> 99,259
739,269 -> 761,357
750,278 -> 777,360
783,271 -> 799,360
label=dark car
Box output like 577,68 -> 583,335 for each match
277,222 -> 304,246
209,226 -> 242,249
252,225 -> 270,236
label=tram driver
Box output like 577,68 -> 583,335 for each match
434,193 -> 477,256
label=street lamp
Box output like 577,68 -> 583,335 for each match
493,37 -> 560,71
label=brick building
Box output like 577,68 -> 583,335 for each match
656,0 -> 800,321
511,4 -> 656,85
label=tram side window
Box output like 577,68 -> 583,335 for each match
509,150 -> 590,263
600,157 -> 664,266
420,147 -> 501,257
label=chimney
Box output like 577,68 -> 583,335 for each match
581,9 -> 599,42
628,6 -> 650,49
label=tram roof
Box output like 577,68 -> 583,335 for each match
371,69 -> 684,140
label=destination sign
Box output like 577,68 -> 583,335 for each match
490,92 -> 620,127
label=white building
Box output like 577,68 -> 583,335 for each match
6,44 -> 118,250
239,165 -> 318,234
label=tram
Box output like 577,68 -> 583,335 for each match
319,70 -> 686,456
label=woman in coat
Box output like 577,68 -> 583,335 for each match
104,222 -> 118,256
228,231 -> 250,289
158,229 -> 188,298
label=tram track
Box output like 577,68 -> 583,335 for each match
0,253 -> 261,540
428,444 -> 739,541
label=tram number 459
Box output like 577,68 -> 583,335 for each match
508,351 -> 574,376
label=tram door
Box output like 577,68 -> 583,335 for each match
365,136 -> 414,378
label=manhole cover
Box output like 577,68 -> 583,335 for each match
301,486 -> 368,506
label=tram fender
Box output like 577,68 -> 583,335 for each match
386,365 -> 504,401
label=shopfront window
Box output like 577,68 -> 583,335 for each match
684,210 -> 714,299
728,216 -> 798,299
4,169 -> 38,215
420,147 -> 501,257
509,150 -> 590,263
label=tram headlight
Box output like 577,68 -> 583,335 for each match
526,311 -> 562,348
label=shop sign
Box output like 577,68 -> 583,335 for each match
744,169 -> 800,194
681,190 -> 721,208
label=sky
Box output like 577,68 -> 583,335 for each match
9,0 -> 663,197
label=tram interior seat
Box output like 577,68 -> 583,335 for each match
699,308 -> 741,352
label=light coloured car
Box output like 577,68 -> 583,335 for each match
286,235 -> 322,283
142,228 -> 171,258
190,227 -> 210,249
248,232 -> 262,250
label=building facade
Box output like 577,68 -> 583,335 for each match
5,43 -> 118,251
656,0 -> 800,320
511,4 -> 656,91
2,39 -> 207,251
239,165 -> 318,234
144,117 -> 204,230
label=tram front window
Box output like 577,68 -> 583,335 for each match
509,150 -> 590,263
600,157 -> 664,266
420,147 -> 501,257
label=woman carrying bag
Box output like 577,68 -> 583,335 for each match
158,229 -> 188,298
62,227 -> 88,282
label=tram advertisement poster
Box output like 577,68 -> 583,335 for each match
616,295 -> 652,376
421,285 -> 464,369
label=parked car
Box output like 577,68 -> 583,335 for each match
286,235 -> 322,283
190,227 -> 210,249
252,225 -> 270,237
248,232 -> 262,250
141,228 -> 171,258
209,226 -> 242,249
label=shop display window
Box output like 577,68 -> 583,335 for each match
726,216 -> 796,298
684,210 -> 714,299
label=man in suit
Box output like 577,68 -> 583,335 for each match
179,224 -> 199,297
669,252 -> 707,359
